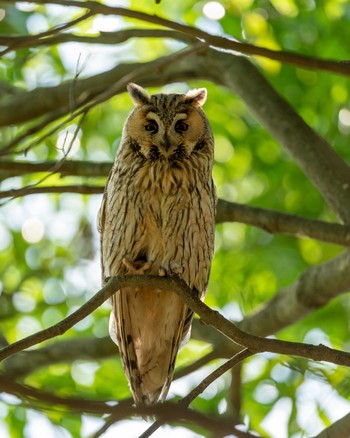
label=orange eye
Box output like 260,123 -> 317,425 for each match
145,121 -> 158,133
175,121 -> 188,133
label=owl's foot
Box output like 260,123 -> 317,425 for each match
122,258 -> 153,275
158,263 -> 184,278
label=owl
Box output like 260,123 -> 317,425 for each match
98,83 -> 216,405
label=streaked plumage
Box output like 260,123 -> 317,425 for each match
98,83 -> 216,405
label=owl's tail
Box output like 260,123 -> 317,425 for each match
110,286 -> 190,405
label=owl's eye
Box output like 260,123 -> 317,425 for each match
175,120 -> 188,133
145,121 -> 158,133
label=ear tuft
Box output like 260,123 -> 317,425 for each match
185,88 -> 207,107
127,83 -> 150,106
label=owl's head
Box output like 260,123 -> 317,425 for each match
123,83 -> 213,166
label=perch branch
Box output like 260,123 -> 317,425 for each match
1,276 -> 350,368
3,243 -> 350,379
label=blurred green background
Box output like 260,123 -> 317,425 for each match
0,0 -> 350,436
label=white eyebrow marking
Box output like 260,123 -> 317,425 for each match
145,112 -> 161,122
174,113 -> 188,121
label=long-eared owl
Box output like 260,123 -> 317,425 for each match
98,83 -> 216,405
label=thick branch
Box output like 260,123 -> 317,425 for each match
313,412 -> 350,438
240,249 -> 350,337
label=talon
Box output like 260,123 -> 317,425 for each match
122,258 -> 136,272
170,263 -> 184,276
158,267 -> 167,277
122,258 -> 153,275
158,263 -> 184,278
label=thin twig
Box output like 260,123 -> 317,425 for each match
140,350 -> 254,438
0,185 -> 103,202
0,10 -> 94,56
3,114 -> 88,205
173,350 -> 219,380
0,107 -> 70,156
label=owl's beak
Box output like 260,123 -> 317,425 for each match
161,134 -> 171,152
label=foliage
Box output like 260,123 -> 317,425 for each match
1,0 -> 350,437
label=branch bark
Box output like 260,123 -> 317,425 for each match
1,179 -> 350,247
1,336 -> 116,377
0,29 -> 195,50
1,275 -> 350,368
0,376 -> 251,437
3,244 -> 350,377
240,249 -> 350,337
0,160 -> 112,178
313,412 -> 350,438
191,249 -> 350,357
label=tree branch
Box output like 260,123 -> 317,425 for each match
0,160 -> 111,178
1,336 -> 116,378
0,10 -> 94,55
3,241 -> 350,378
0,375 -> 252,437
216,199 -> 350,247
140,349 -> 253,438
0,185 -> 103,200
313,411 -> 350,438
1,179 -> 349,247
180,350 -> 252,408
1,276 -> 350,368
240,249 -> 350,337
0,29 -> 195,51
5,0 -> 350,76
